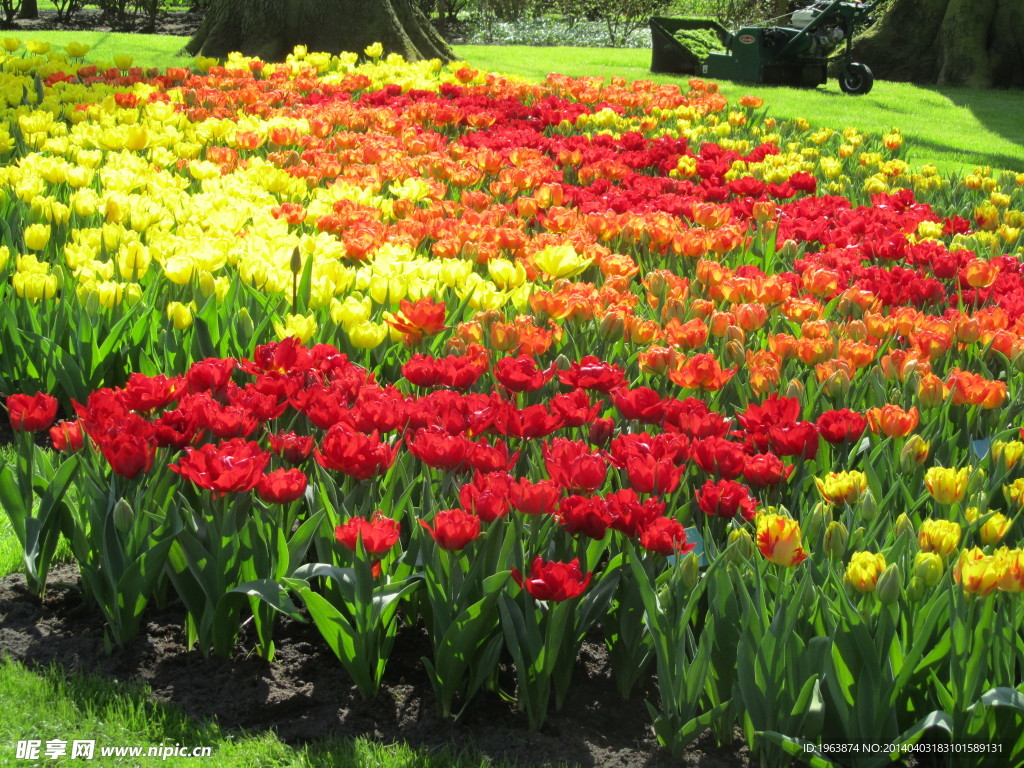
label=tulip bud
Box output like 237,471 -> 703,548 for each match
662,297 -> 687,322
875,563 -> 902,605
724,339 -> 745,367
588,417 -> 614,450
849,525 -> 866,552
785,378 -> 804,403
237,307 -> 254,343
553,354 -> 570,371
967,467 -> 987,496
680,552 -> 700,589
824,521 -> 849,559
290,245 -> 302,275
913,551 -> 944,588
899,435 -> 930,473
112,498 -> 134,533
779,239 -> 799,259
858,488 -> 878,523
823,369 -> 851,399
599,312 -> 625,343
726,528 -> 755,564
803,501 -> 832,544
197,270 -> 216,298
725,325 -> 746,345
893,513 -> 915,543
906,576 -> 926,602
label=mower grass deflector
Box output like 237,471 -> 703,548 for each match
650,0 -> 880,94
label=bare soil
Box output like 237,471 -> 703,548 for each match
3,8 -> 202,36
0,563 -> 750,768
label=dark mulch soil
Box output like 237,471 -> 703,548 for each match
3,8 -> 203,37
0,563 -> 749,768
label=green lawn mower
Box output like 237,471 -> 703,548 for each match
651,0 -> 881,94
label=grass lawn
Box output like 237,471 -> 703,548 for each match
0,659 -> 497,768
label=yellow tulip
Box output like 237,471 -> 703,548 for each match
845,551 -> 886,593
994,548 -> 1024,593
756,514 -> 807,567
487,258 -> 527,289
992,440 -> 1024,470
330,295 -> 372,329
162,257 -> 195,285
533,243 -> 592,279
1,38 -> 20,52
923,466 -> 969,505
64,41 -> 90,59
918,519 -> 961,557
13,271 -> 58,300
274,313 -> 317,343
166,301 -> 193,330
364,42 -> 384,59
815,471 -> 867,505
347,321 -> 387,349
23,223 -> 51,251
954,548 -> 1000,596
1003,478 -> 1024,509
113,54 -> 133,71
965,507 -> 1012,546
24,40 -> 50,55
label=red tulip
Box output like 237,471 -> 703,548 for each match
816,409 -> 867,444
742,453 -> 793,487
543,438 -> 608,493
100,433 -> 155,479
557,494 -> 611,539
268,431 -> 314,463
458,471 -> 513,522
624,454 -> 683,496
257,468 -> 307,504
494,355 -> 555,393
185,357 -> 235,394
692,437 -> 748,479
171,438 -> 271,494
334,514 -> 400,555
7,392 -> 58,432
315,424 -> 399,480
512,556 -> 592,601
696,478 -> 758,521
49,420 -> 85,452
612,386 -> 667,424
120,373 -> 183,412
605,488 -> 664,537
508,477 -> 561,516
639,517 -> 695,556
555,356 -> 626,392
419,508 -> 482,550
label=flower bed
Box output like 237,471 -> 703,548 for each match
1,39 -> 1023,766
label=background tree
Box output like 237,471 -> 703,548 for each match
855,0 -> 1024,88
186,0 -> 455,63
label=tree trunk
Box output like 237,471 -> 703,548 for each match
854,0 -> 1024,87
186,0 -> 455,63
18,0 -> 38,19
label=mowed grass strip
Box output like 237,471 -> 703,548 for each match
0,660 -> 513,768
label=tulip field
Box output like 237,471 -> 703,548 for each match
2,37 -> 1024,767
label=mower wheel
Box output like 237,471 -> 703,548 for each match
839,62 -> 873,95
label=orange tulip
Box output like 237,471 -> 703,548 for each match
865,405 -> 919,438
668,354 -> 737,391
